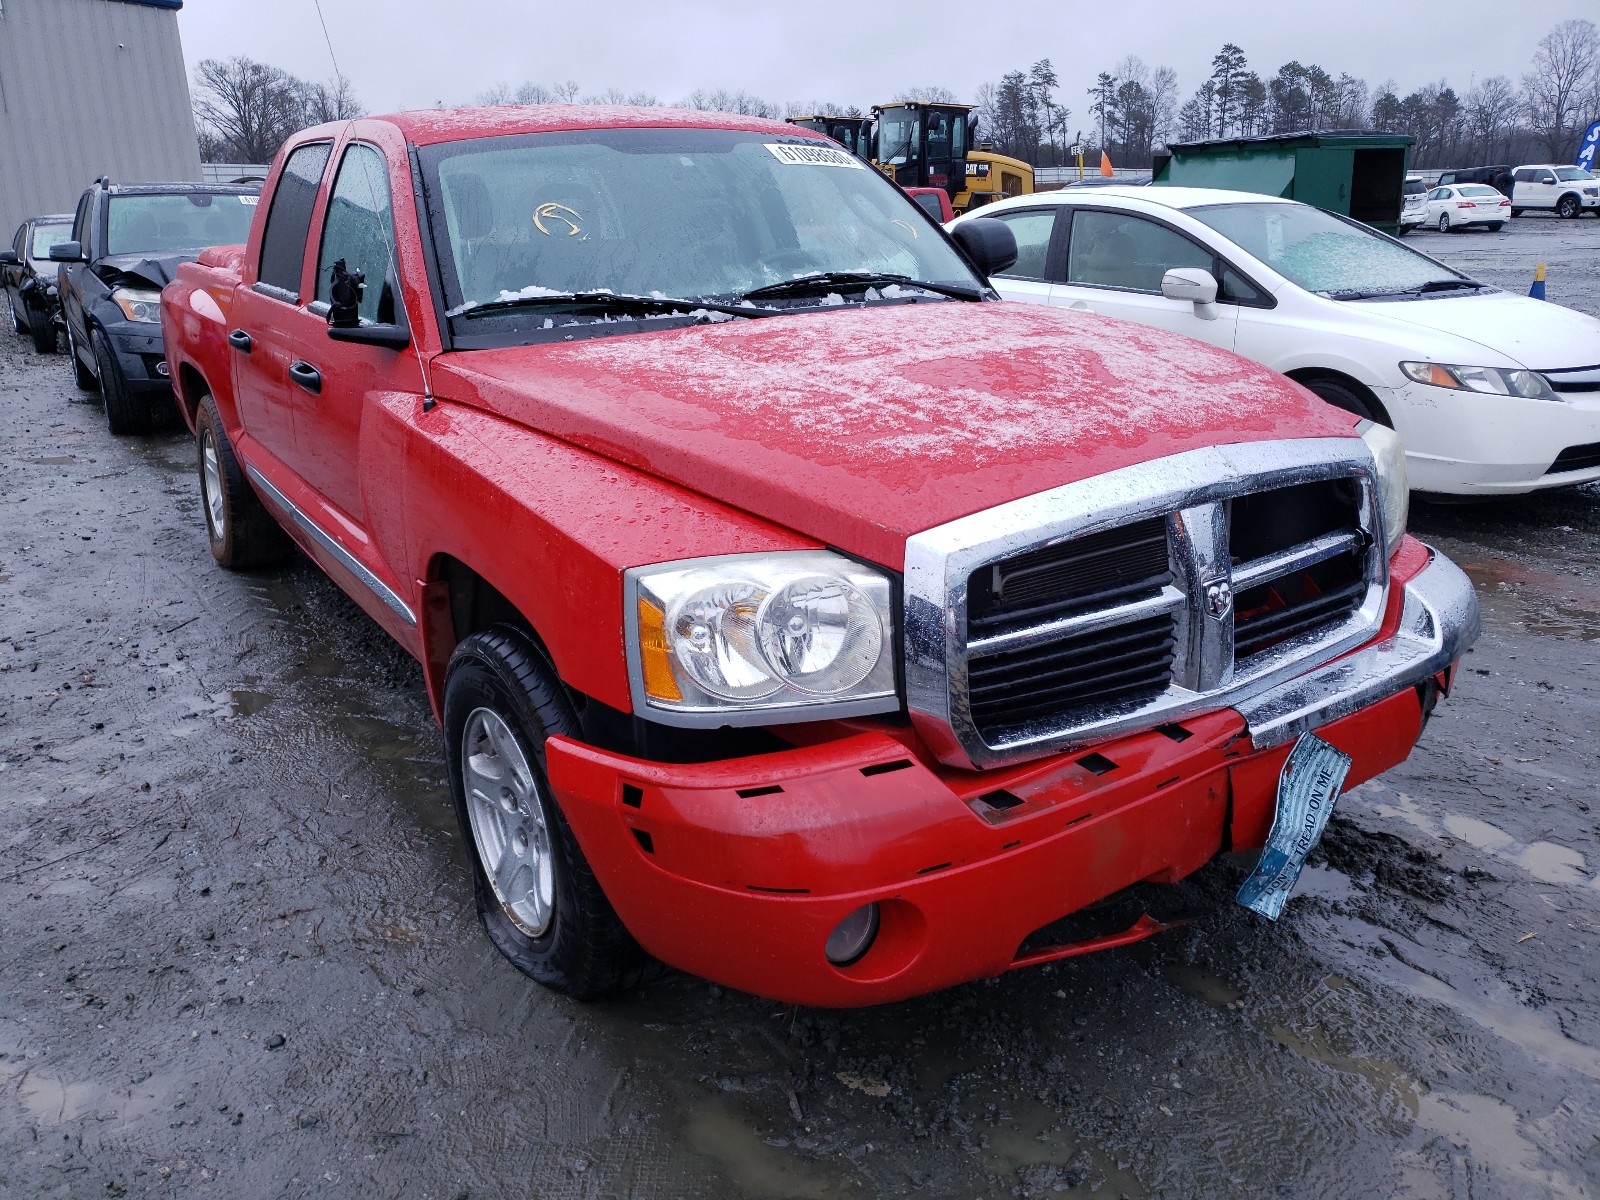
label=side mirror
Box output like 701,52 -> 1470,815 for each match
326,258 -> 411,350
950,217 -> 1018,278
49,241 -> 85,263
1541,175 -> 1557,185
0,250 -> 18,265
1161,267 -> 1219,321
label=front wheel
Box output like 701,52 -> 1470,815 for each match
93,331 -> 152,435
443,626 -> 657,999
1303,376 -> 1386,426
1557,195 -> 1580,219
28,305 -> 57,354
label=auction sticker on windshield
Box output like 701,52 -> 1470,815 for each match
765,143 -> 867,169
1236,732 -> 1353,920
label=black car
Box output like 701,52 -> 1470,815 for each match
50,179 -> 259,434
2,214 -> 74,354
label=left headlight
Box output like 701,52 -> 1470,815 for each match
627,551 -> 898,725
1357,420 -> 1408,555
1400,360 -> 1557,401
111,287 -> 162,323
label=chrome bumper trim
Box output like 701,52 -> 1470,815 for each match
1235,550 -> 1480,749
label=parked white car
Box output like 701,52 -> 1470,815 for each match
1510,165 -> 1600,218
1422,183 -> 1510,232
1398,176 -> 1429,234
949,186 -> 1600,494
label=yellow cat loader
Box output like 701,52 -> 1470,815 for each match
870,102 -> 1034,213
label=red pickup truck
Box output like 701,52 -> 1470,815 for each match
162,106 -> 1478,1007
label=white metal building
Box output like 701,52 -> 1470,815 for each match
0,0 -> 202,236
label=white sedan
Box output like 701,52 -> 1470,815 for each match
1422,184 -> 1511,232
949,186 -> 1600,494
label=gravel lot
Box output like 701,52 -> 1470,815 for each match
2,213 -> 1598,1199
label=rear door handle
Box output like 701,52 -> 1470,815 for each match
288,360 -> 322,395
227,328 -> 253,353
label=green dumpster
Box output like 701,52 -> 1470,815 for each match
1152,129 -> 1415,235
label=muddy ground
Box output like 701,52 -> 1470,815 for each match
2,215 -> 1598,1199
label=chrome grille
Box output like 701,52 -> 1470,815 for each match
903,440 -> 1390,770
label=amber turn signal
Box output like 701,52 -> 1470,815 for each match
636,598 -> 683,702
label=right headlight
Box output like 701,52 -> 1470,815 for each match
1400,360 -> 1557,401
627,551 -> 898,725
1357,420 -> 1409,555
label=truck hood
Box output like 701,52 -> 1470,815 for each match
95,252 -> 196,291
1351,290 -> 1600,371
434,301 -> 1353,569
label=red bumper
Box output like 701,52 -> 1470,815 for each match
546,685 -> 1427,1007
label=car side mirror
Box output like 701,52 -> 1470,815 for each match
49,241 -> 84,263
0,250 -> 18,265
950,217 -> 1018,278
325,258 -> 411,350
1541,175 -> 1557,185
1161,268 -> 1219,321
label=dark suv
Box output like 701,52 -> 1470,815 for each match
51,179 -> 259,434
2,214 -> 74,353
1435,165 -> 1513,196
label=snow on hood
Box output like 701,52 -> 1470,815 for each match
1353,290 -> 1600,372
435,300 -> 1354,569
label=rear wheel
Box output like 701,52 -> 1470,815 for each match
1487,222 -> 1504,232
1557,194 -> 1580,219
1438,213 -> 1452,233
1510,207 -> 1524,217
196,394 -> 292,569
443,626 -> 658,1000
93,331 -> 153,435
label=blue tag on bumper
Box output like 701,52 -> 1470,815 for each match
1236,732 -> 1353,921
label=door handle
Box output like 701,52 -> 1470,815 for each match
288,360 -> 322,395
227,328 -> 252,353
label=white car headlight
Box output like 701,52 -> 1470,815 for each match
1400,360 -> 1557,401
627,551 -> 898,724
1357,420 -> 1409,555
111,287 -> 163,323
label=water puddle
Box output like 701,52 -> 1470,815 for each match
1415,1089 -> 1587,1199
976,1095 -> 1148,1198
31,455 -> 79,466
1375,793 -> 1594,889
1165,964 -> 1243,1008
1456,556 -> 1600,641
680,1097 -> 852,1199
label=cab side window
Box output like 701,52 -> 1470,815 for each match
1066,210 -> 1211,293
257,142 -> 333,297
987,209 -> 1056,280
315,144 -> 398,324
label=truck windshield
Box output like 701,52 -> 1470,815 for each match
1187,201 -> 1473,298
106,193 -> 258,256
420,128 -> 979,328
1553,167 -> 1594,182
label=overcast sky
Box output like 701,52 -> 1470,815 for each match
176,1 -> 1595,119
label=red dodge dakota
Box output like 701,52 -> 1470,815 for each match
161,106 -> 1479,1007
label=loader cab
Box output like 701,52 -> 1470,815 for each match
785,115 -> 876,161
871,102 -> 973,203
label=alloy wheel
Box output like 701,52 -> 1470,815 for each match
200,427 -> 226,540
460,707 -> 556,937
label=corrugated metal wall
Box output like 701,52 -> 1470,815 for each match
0,0 -> 203,237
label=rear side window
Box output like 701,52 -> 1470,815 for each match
257,142 -> 332,296
988,209 -> 1056,280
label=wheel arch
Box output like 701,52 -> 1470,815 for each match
419,553 -> 558,720
1284,367 -> 1394,426
175,362 -> 210,426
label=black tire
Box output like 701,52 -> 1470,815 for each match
1303,376 -> 1387,426
1557,194 -> 1580,219
443,626 -> 658,1000
28,305 -> 57,354
1487,222 -> 1504,232
196,394 -> 292,569
66,324 -> 99,391
93,330 -> 153,435
1511,207 -> 1524,217
5,291 -> 21,334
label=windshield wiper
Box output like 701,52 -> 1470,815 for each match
738,271 -> 983,303
1411,279 -> 1486,293
455,291 -> 772,321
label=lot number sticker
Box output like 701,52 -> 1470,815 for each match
765,143 -> 867,169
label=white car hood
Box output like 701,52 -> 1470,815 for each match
1354,290 -> 1600,370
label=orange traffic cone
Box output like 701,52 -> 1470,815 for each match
1100,151 -> 1115,178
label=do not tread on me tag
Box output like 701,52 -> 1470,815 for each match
1236,732 -> 1353,921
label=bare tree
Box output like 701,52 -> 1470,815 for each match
1523,19 -> 1600,159
680,89 -> 777,118
193,56 -> 311,163
893,86 -> 960,104
1465,76 -> 1518,161
303,74 -> 364,124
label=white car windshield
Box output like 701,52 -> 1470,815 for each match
419,127 -> 979,329
1187,201 -> 1476,299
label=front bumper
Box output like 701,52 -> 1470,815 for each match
101,320 -> 173,396
547,553 -> 1478,1006
1389,380 -> 1600,493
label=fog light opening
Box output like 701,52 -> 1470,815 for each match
825,902 -> 880,967
156,361 -> 170,377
